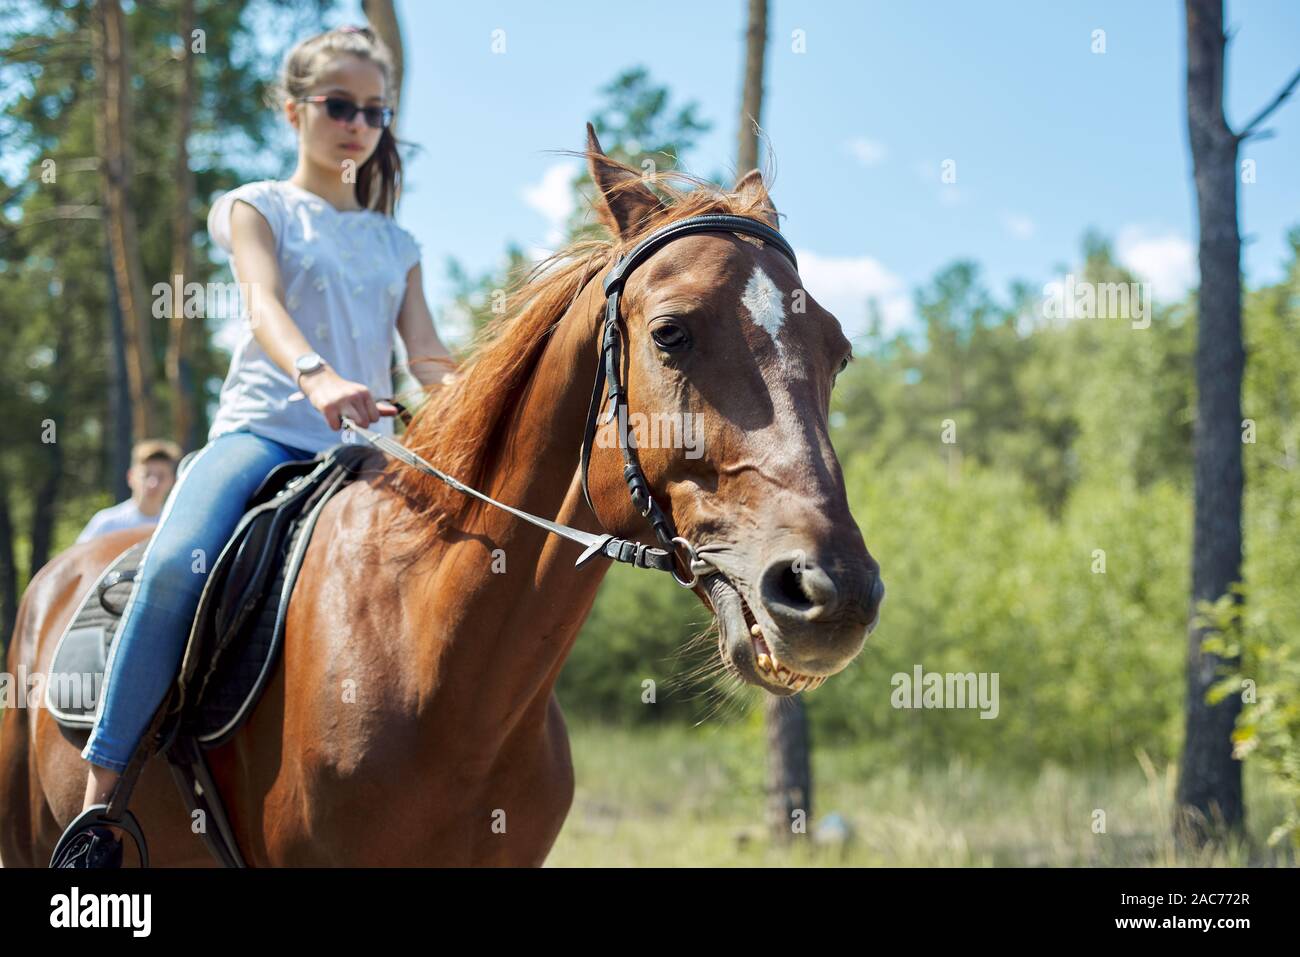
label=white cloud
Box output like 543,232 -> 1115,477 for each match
1116,226 -> 1195,300
1002,212 -> 1035,240
521,161 -> 578,248
794,249 -> 912,345
847,137 -> 887,167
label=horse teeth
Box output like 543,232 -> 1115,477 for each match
747,629 -> 825,690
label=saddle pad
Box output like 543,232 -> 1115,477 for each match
189,497 -> 318,744
50,514 -> 314,748
49,443 -> 376,752
45,540 -> 148,725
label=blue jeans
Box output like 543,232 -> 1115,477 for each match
81,430 -> 314,772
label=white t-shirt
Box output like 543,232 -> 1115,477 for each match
206,179 -> 422,454
75,499 -> 158,544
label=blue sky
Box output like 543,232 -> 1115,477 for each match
9,1 -> 1298,349
354,0 -> 1299,348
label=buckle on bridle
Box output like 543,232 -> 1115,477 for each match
669,536 -> 704,589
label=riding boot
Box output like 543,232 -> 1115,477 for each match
50,824 -> 124,868
48,699 -> 170,869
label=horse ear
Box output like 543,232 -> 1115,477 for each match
585,122 -> 662,241
733,168 -> 779,229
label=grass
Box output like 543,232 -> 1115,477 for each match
545,716 -> 1298,867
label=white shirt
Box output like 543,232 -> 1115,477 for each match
206,179 -> 422,454
75,499 -> 158,544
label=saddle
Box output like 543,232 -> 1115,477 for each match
47,441 -> 385,866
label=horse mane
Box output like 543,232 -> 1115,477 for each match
382,150 -> 784,557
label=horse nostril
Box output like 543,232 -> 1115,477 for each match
865,573 -> 885,630
761,554 -> 839,619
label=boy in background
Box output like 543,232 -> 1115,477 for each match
75,439 -> 183,543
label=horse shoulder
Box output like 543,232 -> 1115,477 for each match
277,479 -> 422,751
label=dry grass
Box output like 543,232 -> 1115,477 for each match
544,717 -> 1297,867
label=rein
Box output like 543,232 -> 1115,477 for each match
344,213 -> 799,590
341,414 -> 705,587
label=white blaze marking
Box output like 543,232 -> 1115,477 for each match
740,265 -> 787,359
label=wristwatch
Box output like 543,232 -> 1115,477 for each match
294,351 -> 327,387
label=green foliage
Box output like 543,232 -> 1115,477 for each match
558,560 -> 725,725
589,65 -> 712,169
565,215 -> 1298,844
0,0 -> 334,591
811,459 -> 1189,770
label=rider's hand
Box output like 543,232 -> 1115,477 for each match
300,368 -> 397,430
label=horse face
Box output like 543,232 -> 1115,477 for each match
584,125 -> 882,695
613,232 -> 884,695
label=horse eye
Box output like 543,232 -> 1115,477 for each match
832,355 -> 850,389
651,322 -> 690,351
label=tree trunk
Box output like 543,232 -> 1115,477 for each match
167,0 -> 196,448
29,311 -> 73,577
764,696 -> 813,842
1176,0 -> 1245,845
362,0 -> 404,129
736,0 -> 768,174
106,243 -> 132,503
364,0 -> 406,388
28,446 -> 64,579
95,0 -> 155,442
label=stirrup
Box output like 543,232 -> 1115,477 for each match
49,805 -> 149,868
53,686 -> 174,868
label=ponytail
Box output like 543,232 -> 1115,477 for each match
357,125 -> 402,215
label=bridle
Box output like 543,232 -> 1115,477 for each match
579,212 -> 799,571
344,212 -> 799,589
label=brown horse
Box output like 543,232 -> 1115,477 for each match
0,127 -> 883,866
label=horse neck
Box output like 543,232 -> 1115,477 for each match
413,272 -> 616,736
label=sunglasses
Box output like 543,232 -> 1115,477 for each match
297,95 -> 393,130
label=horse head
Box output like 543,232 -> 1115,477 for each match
582,126 -> 884,696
